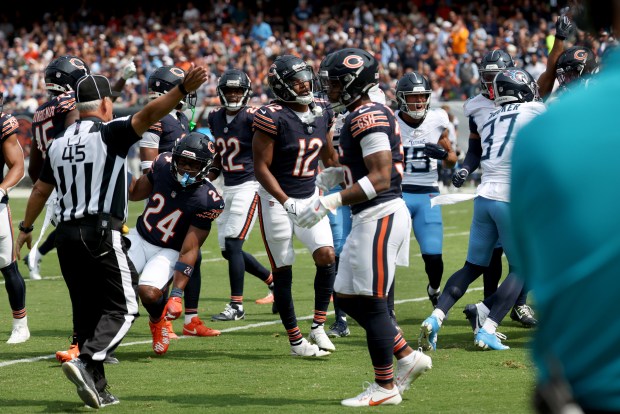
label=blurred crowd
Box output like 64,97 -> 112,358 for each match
0,0 -> 613,114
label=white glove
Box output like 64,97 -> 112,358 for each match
122,59 -> 137,80
315,167 -> 345,192
297,193 -> 343,228
283,199 -> 300,226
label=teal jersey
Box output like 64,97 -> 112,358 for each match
511,49 -> 620,411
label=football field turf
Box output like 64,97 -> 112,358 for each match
0,196 -> 535,413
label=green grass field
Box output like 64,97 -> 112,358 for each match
0,196 -> 536,413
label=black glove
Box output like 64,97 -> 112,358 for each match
0,189 -> 7,204
423,142 -> 448,160
555,13 -> 573,40
452,168 -> 469,188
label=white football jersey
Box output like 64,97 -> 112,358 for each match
477,101 -> 546,201
397,108 -> 450,188
463,94 -> 495,135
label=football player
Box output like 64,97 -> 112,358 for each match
554,46 -> 599,93
458,49 -> 535,326
252,54 -> 338,357
395,72 -> 457,309
421,69 -> 546,351
207,69 -> 274,322
128,132 -> 224,355
298,48 -> 432,406
0,96 -> 29,344
139,65 -> 211,338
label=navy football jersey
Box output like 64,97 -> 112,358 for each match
208,106 -> 256,186
252,99 -> 334,198
136,153 -> 225,251
0,112 -> 19,181
145,111 -> 190,154
31,91 -> 76,156
339,102 -> 404,215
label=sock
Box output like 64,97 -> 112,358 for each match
514,286 -> 528,307
431,308 -> 446,324
39,229 -> 57,255
483,247 -> 503,298
364,297 -> 398,385
428,285 -> 441,296
1,261 -> 26,312
264,273 -> 274,290
333,294 -> 347,323
422,253 -> 443,290
487,272 -> 524,325
313,262 -> 336,326
273,267 -> 298,331
481,318 -> 498,334
287,326 -> 303,346
183,252 -> 202,315
393,331 -> 409,355
242,251 -> 271,281
224,238 -> 246,300
437,261 -> 485,314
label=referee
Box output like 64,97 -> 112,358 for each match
16,65 -> 208,409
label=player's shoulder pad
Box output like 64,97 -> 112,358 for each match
463,94 -> 494,118
429,107 -> 450,127
252,104 -> 280,136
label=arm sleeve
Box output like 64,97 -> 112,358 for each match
462,138 -> 482,173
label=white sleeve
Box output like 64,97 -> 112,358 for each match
140,131 -> 160,148
360,132 -> 391,157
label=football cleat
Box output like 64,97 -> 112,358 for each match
510,304 -> 538,328
463,303 -> 485,335
395,348 -> 432,394
326,320 -> 350,338
98,387 -> 120,408
25,249 -> 42,280
475,328 -> 510,350
418,315 -> 440,351
104,354 -> 119,364
165,320 -> 179,339
149,319 -> 170,355
211,304 -> 245,321
255,291 -> 274,305
62,358 -> 100,409
183,316 -> 221,337
290,338 -> 331,357
309,325 -> 336,351
6,319 -> 30,344
427,284 -> 441,308
341,381 -> 402,407
56,344 -> 80,363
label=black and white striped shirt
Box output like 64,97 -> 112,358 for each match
39,116 -> 141,223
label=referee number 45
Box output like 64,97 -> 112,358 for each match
62,144 -> 86,163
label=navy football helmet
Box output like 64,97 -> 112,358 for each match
171,132 -> 216,187
479,49 -> 515,99
148,66 -> 196,110
318,48 -> 379,112
267,55 -> 314,105
396,72 -> 432,120
555,46 -> 598,90
493,69 -> 540,105
217,69 -> 252,111
45,55 -> 90,95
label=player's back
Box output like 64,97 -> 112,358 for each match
31,92 -> 76,155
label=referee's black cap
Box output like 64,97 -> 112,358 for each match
76,74 -> 121,103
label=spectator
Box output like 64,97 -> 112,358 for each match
249,13 -> 272,48
455,53 -> 479,99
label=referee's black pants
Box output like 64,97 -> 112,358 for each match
56,222 -> 139,387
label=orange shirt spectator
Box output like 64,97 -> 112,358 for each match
450,19 -> 469,56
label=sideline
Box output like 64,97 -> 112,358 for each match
0,287 -> 483,368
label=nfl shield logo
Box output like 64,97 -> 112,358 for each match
269,201 -> 275,207
171,191 -> 177,198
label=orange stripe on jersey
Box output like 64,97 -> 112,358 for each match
351,110 -> 386,123
237,192 -> 259,240
148,122 -> 163,134
1,114 -> 19,136
351,123 -> 391,138
257,200 -> 277,270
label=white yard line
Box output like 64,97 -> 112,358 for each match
0,287 -> 483,368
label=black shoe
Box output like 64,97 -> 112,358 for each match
99,387 -> 120,407
104,354 -> 119,364
271,301 -> 278,315
62,358 -> 100,409
427,284 -> 441,308
510,304 -> 537,328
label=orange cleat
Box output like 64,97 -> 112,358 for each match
255,291 -> 274,305
165,320 -> 179,339
183,316 -> 221,337
56,343 -> 80,363
149,319 -> 170,355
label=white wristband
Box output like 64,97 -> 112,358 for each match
0,188 -> 6,197
357,176 -> 377,200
